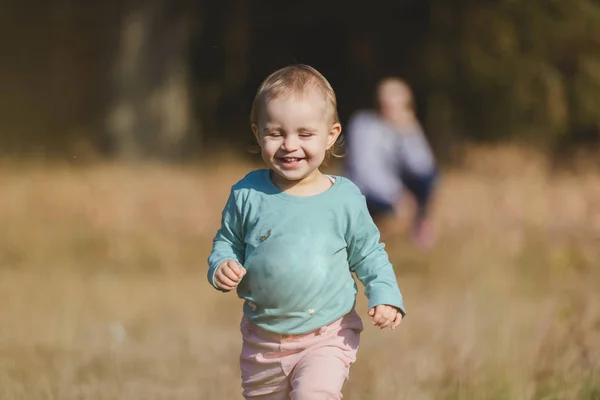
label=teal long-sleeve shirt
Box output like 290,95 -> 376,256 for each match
207,169 -> 405,335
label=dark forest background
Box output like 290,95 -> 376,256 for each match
2,0 -> 600,163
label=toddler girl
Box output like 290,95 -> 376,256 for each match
208,64 -> 406,399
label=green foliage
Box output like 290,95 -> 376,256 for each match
425,0 -> 600,151
3,1 -> 600,158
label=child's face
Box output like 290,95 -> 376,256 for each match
252,88 -> 341,186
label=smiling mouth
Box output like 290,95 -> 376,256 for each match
279,157 -> 304,163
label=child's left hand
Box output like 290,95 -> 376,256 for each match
368,304 -> 403,330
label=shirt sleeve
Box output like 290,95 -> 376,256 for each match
346,196 -> 406,315
207,188 -> 246,290
398,125 -> 436,176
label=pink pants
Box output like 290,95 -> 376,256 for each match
240,309 -> 364,399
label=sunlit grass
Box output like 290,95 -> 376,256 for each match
0,145 -> 598,399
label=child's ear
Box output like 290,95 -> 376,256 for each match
252,124 -> 260,144
326,123 -> 342,149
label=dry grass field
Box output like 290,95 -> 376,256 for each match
0,146 -> 599,399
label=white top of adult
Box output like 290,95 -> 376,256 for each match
344,110 -> 436,204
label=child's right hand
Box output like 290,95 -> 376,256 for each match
214,260 -> 246,291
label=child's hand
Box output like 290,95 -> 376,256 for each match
214,260 -> 246,291
368,304 -> 403,330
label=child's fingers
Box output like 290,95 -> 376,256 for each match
391,312 -> 403,330
218,284 -> 236,291
222,266 -> 241,283
377,320 -> 391,329
217,278 -> 237,290
371,306 -> 385,326
379,309 -> 396,329
229,261 -> 246,278
216,280 -> 236,291
378,313 -> 394,329
368,308 -> 375,317
215,271 -> 238,289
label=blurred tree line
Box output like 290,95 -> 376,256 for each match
1,0 -> 599,162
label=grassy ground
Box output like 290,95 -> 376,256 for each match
0,146 -> 599,399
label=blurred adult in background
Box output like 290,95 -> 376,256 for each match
345,77 -> 439,247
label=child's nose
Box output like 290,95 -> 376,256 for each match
281,135 -> 299,150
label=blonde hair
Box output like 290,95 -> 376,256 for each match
250,64 -> 343,162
